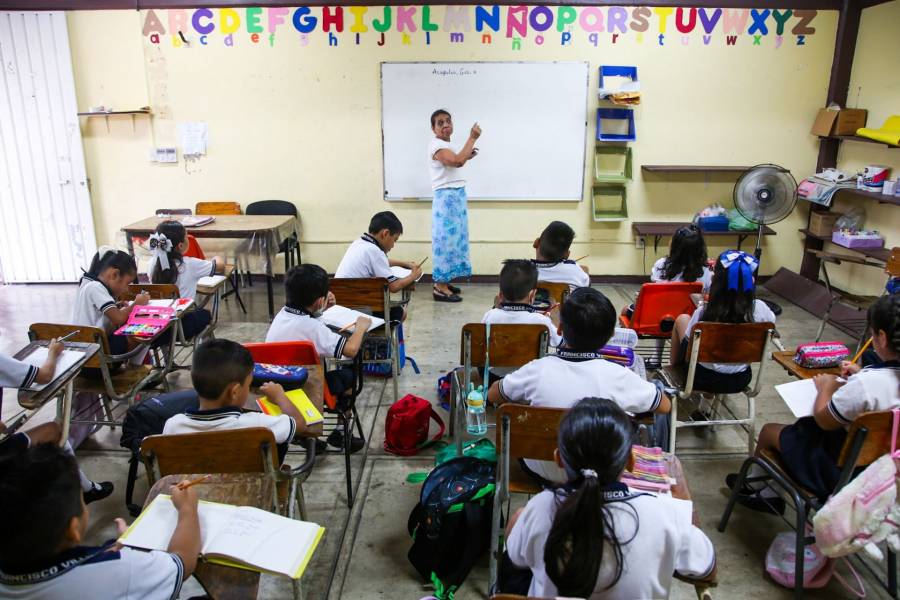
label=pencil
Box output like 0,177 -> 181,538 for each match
177,474 -> 211,490
542,302 -> 560,315
57,330 -> 80,343
851,338 -> 872,364
417,256 -> 429,268
573,255 -> 589,262
338,322 -> 356,333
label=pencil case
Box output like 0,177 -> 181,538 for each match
793,342 -> 850,368
252,364 -> 308,391
600,344 -> 635,367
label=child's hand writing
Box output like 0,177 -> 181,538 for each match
813,373 -> 844,395
134,292 -> 151,306
170,481 -> 199,513
47,338 -> 64,359
325,291 -> 336,309
259,381 -> 287,401
411,265 -> 423,280
839,360 -> 861,378
356,316 -> 371,331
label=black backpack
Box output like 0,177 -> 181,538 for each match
407,456 -> 495,600
119,390 -> 199,516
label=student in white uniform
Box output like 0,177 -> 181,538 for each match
502,397 -> 716,599
531,221 -> 590,290
670,250 -> 776,394
730,294 -> 900,512
482,259 -> 561,347
266,264 -> 370,452
149,220 -> 224,339
163,339 -> 304,463
0,444 -> 199,600
488,287 -> 671,483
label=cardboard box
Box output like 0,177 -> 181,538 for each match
808,211 -> 841,236
811,108 -> 868,137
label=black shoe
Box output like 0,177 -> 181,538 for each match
327,429 -> 365,453
725,472 -> 757,495
448,284 -> 462,294
314,439 -> 328,454
734,491 -> 786,515
83,481 -> 114,504
433,288 -> 462,303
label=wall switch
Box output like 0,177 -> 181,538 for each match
635,237 -> 645,249
151,147 -> 178,163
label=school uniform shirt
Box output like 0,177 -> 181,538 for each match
481,303 -> 562,347
826,361 -> 900,428
428,137 -> 466,191
507,486 -> 715,600
266,306 -> 347,360
0,541 -> 183,600
0,354 -> 39,391
686,299 -> 776,374
650,257 -> 714,293
334,234 -> 397,283
173,256 -> 216,300
498,352 -> 661,481
163,406 -> 296,444
71,276 -> 117,332
530,259 -> 590,290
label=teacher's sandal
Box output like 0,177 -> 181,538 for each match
433,287 -> 462,303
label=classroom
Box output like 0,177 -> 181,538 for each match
0,0 -> 898,598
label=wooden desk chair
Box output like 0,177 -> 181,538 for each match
619,282 -> 703,368
812,246 -> 900,342
534,280 -> 569,309
328,277 -> 399,401
124,283 -> 213,366
125,283 -> 179,300
489,404 -> 566,593
155,208 -> 192,217
659,321 -> 775,455
244,341 -> 363,507
195,201 -> 253,291
720,410 -> 897,600
195,201 -> 242,215
452,324 -> 549,454
185,232 -> 247,315
28,323 -> 166,429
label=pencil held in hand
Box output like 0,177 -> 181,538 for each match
851,338 -> 873,364
178,474 -> 211,490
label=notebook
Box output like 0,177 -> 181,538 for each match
775,378 -> 820,418
320,305 -> 385,333
197,275 -> 226,289
21,347 -> 87,391
178,215 -> 215,228
256,388 -> 323,425
390,266 -> 424,282
119,495 -> 324,579
148,298 -> 195,314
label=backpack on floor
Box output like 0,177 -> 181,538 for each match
384,394 -> 444,456
362,324 -> 420,378
119,390 -> 199,516
407,457 -> 496,600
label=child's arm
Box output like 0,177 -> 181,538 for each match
487,380 -> 503,405
167,483 -> 201,580
388,258 -> 417,269
389,266 -> 422,293
259,382 -> 307,435
812,374 -> 845,431
840,360 -> 862,379
654,392 -> 672,414
211,257 -> 225,274
34,338 -> 64,384
105,292 -> 151,328
341,316 -> 372,359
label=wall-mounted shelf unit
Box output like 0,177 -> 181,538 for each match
817,135 -> 899,149
798,228 -> 890,262
641,165 -> 752,173
634,221 -> 775,252
833,186 -> 900,206
77,107 -> 151,133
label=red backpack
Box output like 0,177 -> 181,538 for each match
384,394 -> 445,456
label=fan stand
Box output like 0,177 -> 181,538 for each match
750,187 -> 783,316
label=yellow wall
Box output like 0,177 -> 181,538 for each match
67,7 -> 841,277
820,0 -> 900,296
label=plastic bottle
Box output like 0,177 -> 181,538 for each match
466,384 -> 488,436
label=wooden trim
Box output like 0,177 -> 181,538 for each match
0,0 -> 845,9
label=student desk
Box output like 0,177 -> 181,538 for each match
632,222 -> 776,253
122,215 -> 299,318
772,350 -> 842,379
144,473 -> 274,600
244,363 -> 326,439
668,454 -> 718,596
13,341 -> 99,444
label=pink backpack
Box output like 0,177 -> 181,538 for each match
766,531 -> 865,596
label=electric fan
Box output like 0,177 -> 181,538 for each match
733,164 -> 798,315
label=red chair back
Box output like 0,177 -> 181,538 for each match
620,281 -> 703,337
184,234 -> 206,259
243,341 -> 337,409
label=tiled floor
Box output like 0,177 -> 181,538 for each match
0,280 -> 891,599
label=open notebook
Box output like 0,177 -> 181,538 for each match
321,305 -> 385,333
775,378 -> 822,418
21,347 -> 86,391
148,298 -> 195,314
390,266 -> 424,282
120,495 -> 324,579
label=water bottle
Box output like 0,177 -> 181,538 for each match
466,384 -> 488,436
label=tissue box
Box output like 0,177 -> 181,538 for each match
832,230 -> 884,249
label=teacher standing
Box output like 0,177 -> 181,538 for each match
428,109 -> 481,302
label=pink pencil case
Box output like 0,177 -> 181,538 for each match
793,342 -> 850,368
115,306 -> 174,337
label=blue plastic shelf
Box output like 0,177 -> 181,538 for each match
596,108 -> 635,142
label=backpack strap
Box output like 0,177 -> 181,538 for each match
891,408 -> 900,458
483,322 -> 491,394
418,408 -> 446,450
125,453 -> 143,517
434,499 -> 491,596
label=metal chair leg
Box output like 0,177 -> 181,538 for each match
718,456 -> 756,532
793,504 -> 807,600
343,417 -> 354,507
888,548 -> 897,599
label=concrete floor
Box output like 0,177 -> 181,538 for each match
0,280 -> 893,600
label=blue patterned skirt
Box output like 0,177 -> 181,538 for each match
432,186 -> 472,283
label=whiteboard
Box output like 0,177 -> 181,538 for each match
381,62 -> 589,201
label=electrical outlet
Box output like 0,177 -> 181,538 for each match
635,237 -> 645,250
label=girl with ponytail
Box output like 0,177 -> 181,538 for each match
736,294 -> 900,508
504,397 -> 715,599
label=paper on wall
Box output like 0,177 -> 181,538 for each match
178,121 -> 208,156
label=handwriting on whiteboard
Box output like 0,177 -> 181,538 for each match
432,67 -> 478,77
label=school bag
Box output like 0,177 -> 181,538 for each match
407,456 -> 496,600
813,408 -> 900,561
362,323 -> 420,377
251,363 -> 308,390
765,531 -> 865,596
384,394 -> 445,456
794,342 -> 850,369
119,390 -> 199,516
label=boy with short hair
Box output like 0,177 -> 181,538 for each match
488,287 -> 671,483
164,339 -> 306,460
531,221 -> 589,290
335,211 -> 422,294
482,259 -> 561,347
0,444 -> 200,599
266,264 -> 369,452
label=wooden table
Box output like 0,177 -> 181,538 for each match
13,341 -> 99,444
122,215 -> 298,318
244,364 -> 326,439
772,350 -> 841,379
668,454 -> 718,596
633,222 -> 776,253
144,473 -> 274,600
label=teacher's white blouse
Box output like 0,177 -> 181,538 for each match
428,138 -> 466,191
